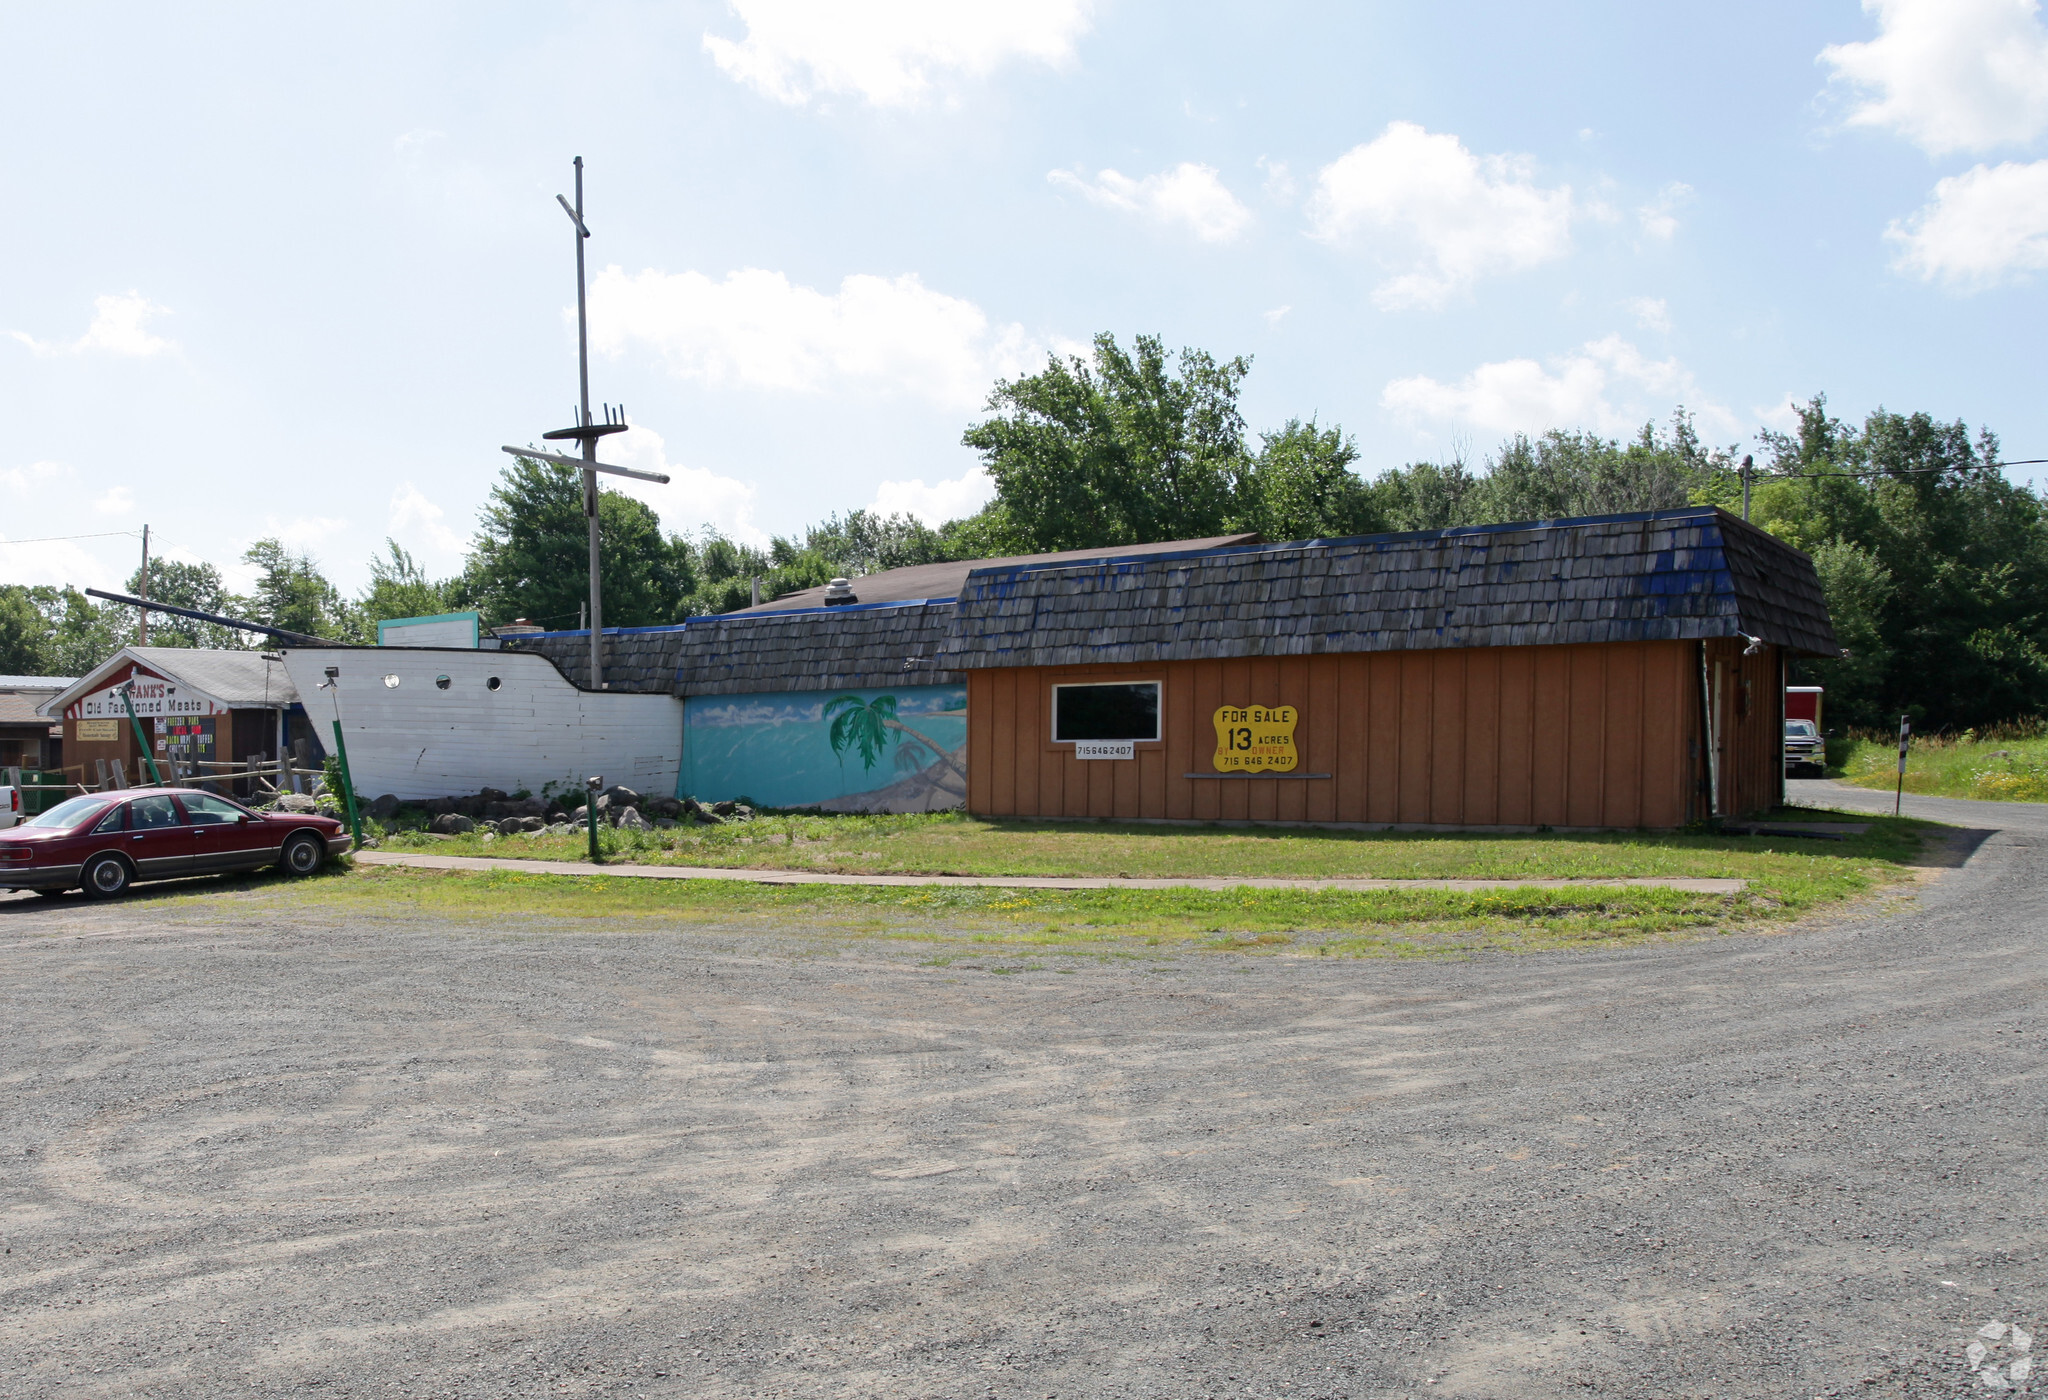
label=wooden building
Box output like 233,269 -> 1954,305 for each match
42,648 -> 303,794
0,675 -> 73,774
496,509 -> 1835,830
948,509 -> 1834,829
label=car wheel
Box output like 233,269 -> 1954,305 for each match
279,833 -> 326,876
82,854 -> 132,900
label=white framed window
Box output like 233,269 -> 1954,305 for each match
1051,681 -> 1161,743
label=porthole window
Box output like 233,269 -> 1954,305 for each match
435,675 -> 451,690
382,674 -> 401,689
486,676 -> 502,691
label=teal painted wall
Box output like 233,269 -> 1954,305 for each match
679,685 -> 967,812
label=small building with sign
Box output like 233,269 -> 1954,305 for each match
40,648 -> 304,794
1,675 -> 74,774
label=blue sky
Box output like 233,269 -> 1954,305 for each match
5,1 -> 2045,597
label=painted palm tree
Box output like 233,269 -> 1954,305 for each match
825,694 -> 899,772
825,694 -> 969,785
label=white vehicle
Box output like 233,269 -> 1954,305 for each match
0,785 -> 20,830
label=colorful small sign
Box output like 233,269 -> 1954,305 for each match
65,665 -> 227,720
1212,704 -> 1299,773
73,719 -> 120,742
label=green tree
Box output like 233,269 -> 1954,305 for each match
464,456 -> 693,629
0,586 -> 52,675
962,333 -> 1252,552
1233,418 -> 1381,541
1751,396 -> 2048,729
359,540 -> 461,624
237,539 -> 359,642
128,558 -> 243,649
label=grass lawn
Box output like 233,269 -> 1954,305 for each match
1835,730 -> 2048,802
320,808 -> 1943,958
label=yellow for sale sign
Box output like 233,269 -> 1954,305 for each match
1212,704 -> 1299,772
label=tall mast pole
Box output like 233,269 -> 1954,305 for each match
136,524 -> 151,646
571,157 -> 603,688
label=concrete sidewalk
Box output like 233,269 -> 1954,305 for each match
354,850 -> 1746,894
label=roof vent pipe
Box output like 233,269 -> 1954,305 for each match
823,577 -> 858,607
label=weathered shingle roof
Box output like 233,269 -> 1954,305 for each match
941,508 -> 1838,667
672,601 -> 962,696
40,647 -> 300,716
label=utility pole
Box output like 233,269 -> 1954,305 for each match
1739,454 -> 1754,522
501,157 -> 668,691
136,524 -> 151,646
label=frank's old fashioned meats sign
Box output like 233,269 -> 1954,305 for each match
64,664 -> 228,721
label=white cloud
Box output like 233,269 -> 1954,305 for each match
1887,159 -> 2048,286
604,424 -> 769,549
1382,335 -> 1737,440
703,0 -> 1092,107
869,466 -> 994,526
1626,296 -> 1672,332
93,485 -> 135,516
388,482 -> 467,559
1263,304 -> 1291,327
257,516 -> 349,552
1048,163 -> 1253,243
0,460 -> 72,498
0,537 -> 118,590
9,292 -> 174,357
1820,0 -> 2048,154
589,265 -> 1054,409
1637,181 -> 1692,239
1306,122 -> 1575,310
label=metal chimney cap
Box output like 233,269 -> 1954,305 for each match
823,577 -> 859,606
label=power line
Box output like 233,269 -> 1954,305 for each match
0,529 -> 143,546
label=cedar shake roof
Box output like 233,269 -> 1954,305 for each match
506,509 -> 1837,695
942,508 -> 1838,667
669,601 -> 962,696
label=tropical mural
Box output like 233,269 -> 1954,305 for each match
678,685 -> 967,812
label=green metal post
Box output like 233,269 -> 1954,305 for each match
330,719 -> 364,852
120,685 -> 165,786
586,789 -> 602,864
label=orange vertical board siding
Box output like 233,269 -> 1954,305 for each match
1463,649 -> 1501,827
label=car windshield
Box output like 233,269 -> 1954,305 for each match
23,796 -> 114,829
1785,721 -> 1818,737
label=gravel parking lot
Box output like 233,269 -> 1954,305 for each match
2,781 -> 2042,1399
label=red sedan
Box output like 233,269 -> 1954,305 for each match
0,788 -> 351,899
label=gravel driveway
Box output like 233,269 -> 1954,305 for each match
1,781 -> 2041,1399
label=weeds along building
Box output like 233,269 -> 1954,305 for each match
489,506 -> 1834,830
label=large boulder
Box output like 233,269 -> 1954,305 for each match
645,795 -> 683,819
430,812 -> 476,835
615,805 -> 652,831
273,792 -> 318,813
367,794 -> 400,820
479,788 -> 508,803
603,785 -> 643,810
